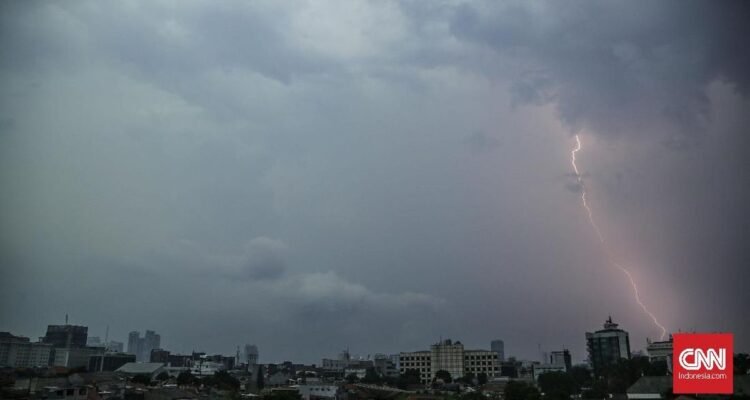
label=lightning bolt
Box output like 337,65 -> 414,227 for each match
571,134 -> 667,340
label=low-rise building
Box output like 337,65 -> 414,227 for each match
399,339 -> 500,384
531,363 -> 566,381
646,337 -> 672,367
52,346 -> 105,369
296,384 -> 342,400
116,362 -> 166,380
0,332 -> 53,368
88,352 -> 136,372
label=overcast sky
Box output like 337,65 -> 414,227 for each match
1,1 -> 748,364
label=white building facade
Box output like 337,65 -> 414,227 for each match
399,339 -> 500,384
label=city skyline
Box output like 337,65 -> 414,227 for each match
2,316 -> 734,366
1,1 -> 749,365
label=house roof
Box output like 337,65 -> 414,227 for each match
626,376 -> 671,394
116,362 -> 165,375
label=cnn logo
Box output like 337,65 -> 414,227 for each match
678,348 -> 726,371
673,333 -> 733,394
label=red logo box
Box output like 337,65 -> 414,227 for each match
673,333 -> 733,394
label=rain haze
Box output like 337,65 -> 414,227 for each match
1,1 -> 748,364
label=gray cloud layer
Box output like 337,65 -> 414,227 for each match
1,1 -> 748,362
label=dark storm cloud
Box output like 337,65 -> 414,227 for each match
449,1 -> 750,139
1,1 -> 748,362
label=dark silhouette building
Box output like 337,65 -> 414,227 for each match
42,325 -> 88,348
88,352 -> 136,372
586,317 -> 631,377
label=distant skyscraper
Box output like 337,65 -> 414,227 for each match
127,331 -> 141,358
127,330 -> 161,361
491,340 -> 505,361
42,325 -> 88,348
144,330 -> 161,359
586,317 -> 631,377
245,344 -> 258,366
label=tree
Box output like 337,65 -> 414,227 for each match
477,373 -> 488,385
361,368 -> 382,384
263,391 -> 302,400
537,371 -> 578,400
581,379 -> 607,399
346,373 -> 360,384
257,369 -> 265,390
203,370 -> 240,391
130,375 -> 151,386
568,365 -> 592,389
736,353 -> 750,375
461,392 -> 486,400
504,380 -> 541,400
434,370 -> 452,384
177,371 -> 195,386
155,372 -> 170,382
458,372 -> 476,385
397,369 -> 421,389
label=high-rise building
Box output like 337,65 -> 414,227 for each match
42,325 -> 88,348
586,317 -> 631,376
144,330 -> 161,353
491,340 -> 505,362
127,331 -> 141,357
127,330 -> 162,362
244,344 -> 258,366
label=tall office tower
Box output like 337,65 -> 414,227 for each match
127,331 -> 141,359
491,340 -> 505,361
586,317 -> 631,377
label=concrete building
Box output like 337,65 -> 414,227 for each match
491,340 -> 505,362
150,348 -> 170,363
0,332 -> 53,368
586,317 -> 631,377
52,346 -> 105,369
127,329 -> 162,362
88,352 -> 136,372
43,325 -> 88,348
105,340 -> 124,353
245,344 -> 259,366
86,336 -> 101,347
646,336 -> 673,368
549,350 -> 572,371
399,339 -> 500,384
531,363 -> 566,381
127,331 -> 140,357
115,362 -> 166,380
373,354 -> 399,378
296,384 -> 342,400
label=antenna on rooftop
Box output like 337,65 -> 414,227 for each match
65,314 -> 69,325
